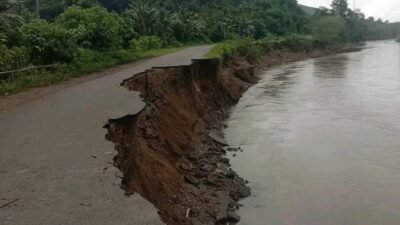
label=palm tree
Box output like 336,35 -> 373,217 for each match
126,0 -> 158,36
152,8 -> 175,40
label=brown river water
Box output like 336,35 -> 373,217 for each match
224,40 -> 400,225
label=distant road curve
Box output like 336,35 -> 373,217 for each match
0,46 -> 211,225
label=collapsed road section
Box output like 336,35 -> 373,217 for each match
104,47 -> 357,225
105,58 -> 255,225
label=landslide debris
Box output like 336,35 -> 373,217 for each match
104,48 -> 355,225
105,58 -> 255,225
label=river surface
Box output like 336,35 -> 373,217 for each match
224,41 -> 400,225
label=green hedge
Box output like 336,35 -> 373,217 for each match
0,45 -> 30,72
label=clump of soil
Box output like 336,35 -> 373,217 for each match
104,47 -> 358,225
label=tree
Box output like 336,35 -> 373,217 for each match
57,6 -> 124,50
65,0 -> 98,8
23,0 -> 65,19
124,0 -> 159,36
331,0 -> 348,18
168,10 -> 206,42
315,7 -> 330,17
344,9 -> 367,42
313,16 -> 346,43
98,0 -> 130,12
0,0 -> 12,12
23,20 -> 77,64
0,0 -> 24,47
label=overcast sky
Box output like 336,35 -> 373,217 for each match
297,0 -> 400,22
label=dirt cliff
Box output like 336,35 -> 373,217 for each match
104,47 -> 357,225
105,57 -> 255,225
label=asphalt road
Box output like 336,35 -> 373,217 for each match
0,46 -> 211,225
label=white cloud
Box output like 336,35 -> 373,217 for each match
297,0 -> 400,22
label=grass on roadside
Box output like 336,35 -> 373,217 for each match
207,35 -> 317,62
0,47 -> 183,96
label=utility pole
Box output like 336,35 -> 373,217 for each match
35,0 -> 40,18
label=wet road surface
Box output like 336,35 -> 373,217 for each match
0,46 -> 211,225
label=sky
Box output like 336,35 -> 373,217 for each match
297,0 -> 400,22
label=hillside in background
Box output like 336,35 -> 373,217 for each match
299,4 -> 318,15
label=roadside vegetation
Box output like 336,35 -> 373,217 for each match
207,35 -> 315,62
211,0 -> 400,62
0,0 -> 399,95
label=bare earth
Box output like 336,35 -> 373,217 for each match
0,46 -> 211,225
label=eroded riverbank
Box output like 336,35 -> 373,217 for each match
104,45 -> 360,225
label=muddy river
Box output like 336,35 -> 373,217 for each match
224,41 -> 400,225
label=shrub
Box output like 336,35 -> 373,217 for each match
0,67 -> 68,95
280,35 -> 313,51
208,25 -> 225,42
70,48 -> 115,73
70,48 -> 139,73
208,35 -> 316,62
0,33 -> 7,46
313,16 -> 346,43
23,20 -> 77,65
57,6 -> 124,51
255,35 -> 314,52
255,36 -> 280,52
207,38 -> 260,62
0,14 -> 25,47
0,45 -> 30,72
130,36 -> 164,51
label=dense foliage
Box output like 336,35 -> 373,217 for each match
56,6 -> 126,50
0,0 -> 399,94
313,16 -> 346,43
314,0 -> 400,42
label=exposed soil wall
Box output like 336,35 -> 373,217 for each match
104,47 -> 358,225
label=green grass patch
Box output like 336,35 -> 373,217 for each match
70,47 -> 183,75
206,38 -> 261,62
207,35 -> 317,62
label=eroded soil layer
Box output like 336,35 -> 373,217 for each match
105,48 -> 357,225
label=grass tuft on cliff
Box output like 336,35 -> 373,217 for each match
207,35 -> 316,62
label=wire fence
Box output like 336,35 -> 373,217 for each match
0,64 -> 61,80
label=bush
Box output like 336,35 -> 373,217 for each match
255,36 -> 281,52
208,35 -> 317,63
23,20 -> 77,65
313,16 -> 346,43
0,45 -> 30,72
0,67 -> 68,95
57,6 -> 124,51
255,35 -> 314,52
0,13 -> 25,47
279,35 -> 313,51
207,38 -> 260,62
70,48 -> 115,73
130,36 -> 164,51
70,48 -> 139,73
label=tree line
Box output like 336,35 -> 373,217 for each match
0,0 -> 398,94
314,0 -> 400,42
